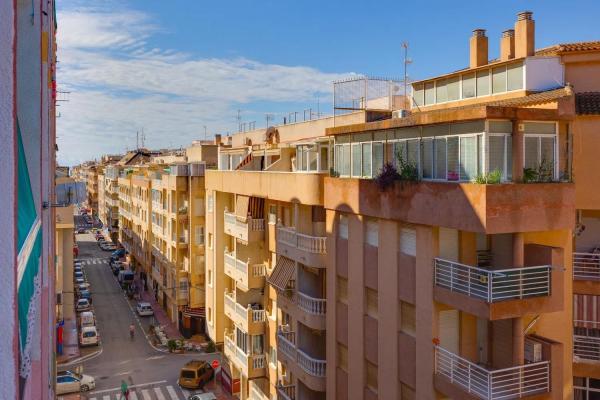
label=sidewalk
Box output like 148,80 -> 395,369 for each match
134,277 -> 182,340
57,318 -> 80,364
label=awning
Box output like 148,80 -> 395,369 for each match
182,306 -> 205,318
235,195 -> 249,222
267,256 -> 295,291
249,197 -> 264,219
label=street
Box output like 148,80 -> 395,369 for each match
61,213 -> 223,400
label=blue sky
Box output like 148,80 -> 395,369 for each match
56,0 -> 600,165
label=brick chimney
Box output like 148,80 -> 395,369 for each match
500,29 -> 515,61
470,29 -> 488,68
214,134 -> 222,145
514,11 -> 534,58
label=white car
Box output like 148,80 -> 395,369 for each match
136,302 -> 154,316
56,371 -> 95,394
79,326 -> 99,346
76,298 -> 91,312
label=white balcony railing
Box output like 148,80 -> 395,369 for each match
574,335 -> 600,362
225,291 -> 266,325
277,225 -> 326,254
435,346 -> 550,400
224,211 -> 265,231
434,258 -> 551,302
225,250 -> 266,280
276,384 -> 296,400
297,292 -> 326,315
573,252 -> 600,280
225,331 -> 266,373
277,330 -> 326,378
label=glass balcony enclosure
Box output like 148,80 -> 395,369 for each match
332,120 -> 559,182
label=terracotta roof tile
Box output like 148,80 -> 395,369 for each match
536,41 -> 600,56
485,86 -> 573,107
575,92 -> 600,115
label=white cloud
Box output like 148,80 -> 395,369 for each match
56,2 -> 354,165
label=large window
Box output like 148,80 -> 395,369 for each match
296,144 -> 325,172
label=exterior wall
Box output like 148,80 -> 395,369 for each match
572,117 -> 600,209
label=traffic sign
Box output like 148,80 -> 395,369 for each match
211,359 -> 220,369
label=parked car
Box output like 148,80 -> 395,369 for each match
189,394 -> 217,400
74,266 -> 83,273
74,271 -> 84,280
118,270 -> 135,288
77,228 -> 86,234
136,302 -> 154,316
76,283 -> 91,294
78,289 -> 92,302
79,326 -> 99,347
79,311 -> 95,329
102,243 -> 117,251
56,371 -> 95,394
112,264 -> 125,276
178,360 -> 214,390
75,298 -> 91,312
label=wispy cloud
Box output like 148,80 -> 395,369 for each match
56,2 -> 353,165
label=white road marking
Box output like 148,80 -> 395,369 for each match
180,388 -> 191,398
129,392 -> 139,400
166,386 -> 179,400
141,389 -> 152,400
102,395 -> 110,400
89,380 -> 167,395
154,387 -> 166,400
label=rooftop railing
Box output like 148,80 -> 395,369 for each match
435,346 -> 550,400
573,252 -> 600,280
434,258 -> 551,302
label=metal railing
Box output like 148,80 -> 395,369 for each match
297,292 -> 326,315
574,331 -> 600,362
276,330 -> 326,378
435,346 -> 550,399
276,385 -> 296,400
573,252 -> 600,280
276,225 -> 326,254
434,258 -> 551,302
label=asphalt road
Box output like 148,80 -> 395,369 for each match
61,213 -> 222,400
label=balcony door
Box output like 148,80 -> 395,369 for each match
439,310 -> 459,354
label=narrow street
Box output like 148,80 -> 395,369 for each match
60,214 -> 224,400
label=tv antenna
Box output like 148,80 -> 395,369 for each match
402,42 -> 412,108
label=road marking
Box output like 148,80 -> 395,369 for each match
166,386 -> 179,400
89,380 -> 167,395
180,388 -> 191,398
129,392 -> 139,400
154,387 -> 166,400
140,389 -> 152,400
102,395 -> 110,400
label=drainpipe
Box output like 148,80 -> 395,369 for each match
513,232 -> 525,365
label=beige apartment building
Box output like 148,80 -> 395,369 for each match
203,11 -> 600,400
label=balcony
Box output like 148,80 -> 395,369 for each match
573,252 -> 600,295
574,334 -> 600,363
276,225 -> 326,268
434,258 -> 562,320
434,346 -> 550,400
277,291 -> 326,330
224,332 -> 266,379
224,249 -> 266,290
224,291 -> 266,335
249,379 -> 271,400
224,210 -> 265,243
277,330 -> 326,392
276,385 -> 296,400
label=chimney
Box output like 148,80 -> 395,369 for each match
470,29 -> 488,68
500,29 -> 515,60
514,11 -> 534,58
214,134 -> 222,145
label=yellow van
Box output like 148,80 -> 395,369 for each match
178,360 -> 214,389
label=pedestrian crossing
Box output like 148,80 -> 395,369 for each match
77,258 -> 108,265
87,383 -> 203,400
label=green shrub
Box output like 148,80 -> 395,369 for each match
472,169 -> 502,184
205,340 -> 216,353
167,339 -> 177,352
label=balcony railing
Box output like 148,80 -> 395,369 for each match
277,225 -> 326,254
573,252 -> 600,280
224,332 -> 266,375
574,335 -> 600,362
297,292 -> 326,315
435,346 -> 550,400
224,291 -> 266,325
434,258 -> 551,302
224,250 -> 267,284
224,211 -> 265,231
249,380 -> 271,400
276,384 -> 296,400
277,330 -> 326,378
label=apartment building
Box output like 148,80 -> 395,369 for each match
97,168 -> 106,225
0,0 -> 58,398
321,12 -> 600,400
204,109 -> 385,400
86,165 -> 100,215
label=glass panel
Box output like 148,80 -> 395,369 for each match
297,147 -> 304,171
308,147 -> 318,171
352,143 -> 361,177
492,66 -> 507,94
320,145 -> 329,171
435,138 -> 447,180
421,139 -> 433,179
406,140 -> 419,167
342,144 -> 350,176
462,73 -> 476,99
460,136 -> 478,180
413,83 -> 424,107
540,136 -> 555,178
506,135 -> 513,180
425,82 -> 435,105
372,142 -> 384,176
488,135 -> 506,176
393,141 -> 407,165
435,79 -> 447,103
447,137 -> 459,181
362,142 -> 372,177
447,76 -> 460,101
507,62 -> 523,91
476,70 -> 490,96
524,136 -> 539,170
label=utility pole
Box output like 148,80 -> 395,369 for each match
203,125 -> 207,141
402,42 -> 411,109
237,109 -> 241,132
136,131 -> 139,150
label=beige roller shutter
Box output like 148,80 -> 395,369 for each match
439,227 -> 459,261
438,310 -> 459,353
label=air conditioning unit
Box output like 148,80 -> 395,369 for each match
392,109 -> 410,119
524,339 -> 542,363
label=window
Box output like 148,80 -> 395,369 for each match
337,343 -> 348,372
207,194 -> 214,213
400,227 -> 416,256
195,226 -> 205,245
361,142 -> 372,177
492,66 -> 507,94
372,142 -> 384,176
351,143 -> 361,177
269,346 -> 277,367
337,276 -> 348,304
366,361 -> 378,393
462,73 -> 476,99
365,219 -> 378,247
268,205 -> 277,224
193,197 -> 204,217
488,135 -> 508,178
459,136 -> 478,181
338,215 -> 348,239
424,82 -> 435,105
365,288 -> 378,318
447,137 -> 459,180
524,135 -> 556,179
574,376 -> 600,399
447,76 -> 460,101
421,138 -> 433,179
319,144 -> 329,171
400,301 -> 416,336
435,79 -> 447,103
413,83 -> 424,107
507,62 -> 523,91
476,70 -> 490,96
434,138 -> 447,180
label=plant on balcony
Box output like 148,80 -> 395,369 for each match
523,158 -> 554,183
374,162 -> 400,191
329,167 -> 340,178
205,340 -> 216,353
396,153 -> 419,182
472,169 -> 502,184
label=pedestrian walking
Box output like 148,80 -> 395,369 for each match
120,380 -> 129,400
